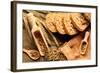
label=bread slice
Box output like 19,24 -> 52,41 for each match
71,13 -> 89,31
83,13 -> 91,21
45,13 -> 57,32
63,13 -> 78,35
54,13 -> 66,34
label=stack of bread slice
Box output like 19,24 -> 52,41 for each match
45,13 -> 90,35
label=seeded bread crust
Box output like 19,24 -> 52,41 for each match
71,13 -> 89,31
46,13 -> 89,34
54,13 -> 66,34
63,13 -> 78,35
45,13 -> 57,32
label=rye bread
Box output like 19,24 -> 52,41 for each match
54,13 -> 66,34
71,13 -> 89,31
63,13 -> 78,35
45,13 -> 57,32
